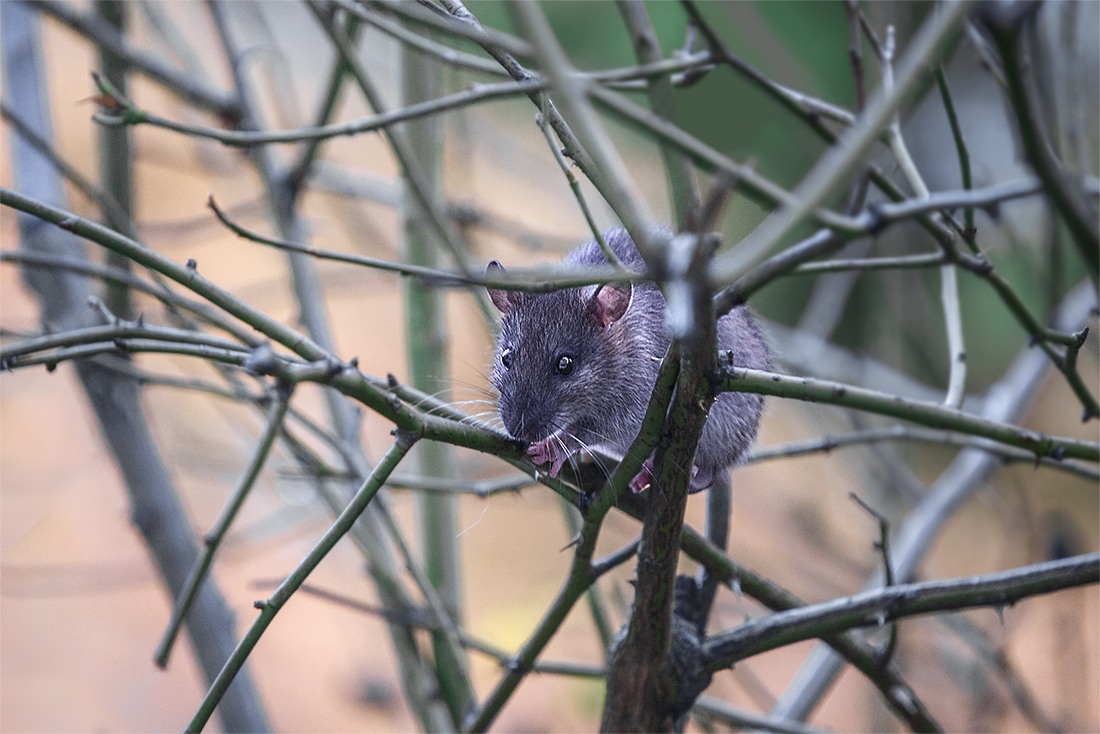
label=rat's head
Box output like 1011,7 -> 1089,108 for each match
487,261 -> 632,446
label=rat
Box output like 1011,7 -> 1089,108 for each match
487,228 -> 769,494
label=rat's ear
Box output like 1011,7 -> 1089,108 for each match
486,261 -> 524,314
588,282 -> 632,328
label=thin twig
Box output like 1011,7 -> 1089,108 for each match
742,425 -> 1098,481
185,430 -> 418,732
30,0 -> 240,119
0,249 -> 261,346
879,21 -> 968,410
794,251 -> 946,274
845,0 -> 866,113
155,392 -> 291,667
534,110 -> 626,270
618,0 -> 701,230
208,193 -> 639,291
93,76 -> 544,146
708,1 -> 972,287
508,1 -> 660,262
934,67 -> 976,243
1,320 -> 252,365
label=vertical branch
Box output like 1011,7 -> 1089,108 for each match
94,0 -> 133,318
981,5 -> 1100,289
880,25 -> 967,410
844,0 -> 866,113
205,5 -> 452,728
602,239 -> 719,732
617,0 -> 701,231
285,11 -> 362,195
934,67 -> 975,239
619,4 -> 712,635
2,5 -> 270,730
400,20 -> 473,727
507,2 -> 661,260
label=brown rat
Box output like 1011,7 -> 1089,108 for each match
488,228 -> 768,493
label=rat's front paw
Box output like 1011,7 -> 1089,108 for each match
528,436 -> 570,478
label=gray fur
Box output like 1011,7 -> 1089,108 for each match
489,228 -> 769,492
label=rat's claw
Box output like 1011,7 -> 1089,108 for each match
528,438 -> 562,478
528,434 -> 574,478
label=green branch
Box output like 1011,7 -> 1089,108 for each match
702,553 -> 1100,672
1,185 -> 330,361
155,392 -> 291,668
718,360 -> 1098,462
185,430 -> 417,732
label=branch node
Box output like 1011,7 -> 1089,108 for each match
243,344 -> 279,376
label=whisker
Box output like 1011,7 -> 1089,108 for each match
568,433 -> 615,486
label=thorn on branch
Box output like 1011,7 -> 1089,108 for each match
559,533 -> 581,552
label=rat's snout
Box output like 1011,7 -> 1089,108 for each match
498,387 -> 554,444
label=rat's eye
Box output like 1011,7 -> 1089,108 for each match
555,355 -> 575,376
500,348 -> 513,369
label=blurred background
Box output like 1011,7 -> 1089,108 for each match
1,1 -> 1097,731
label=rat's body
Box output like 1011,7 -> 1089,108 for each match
489,229 -> 769,493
